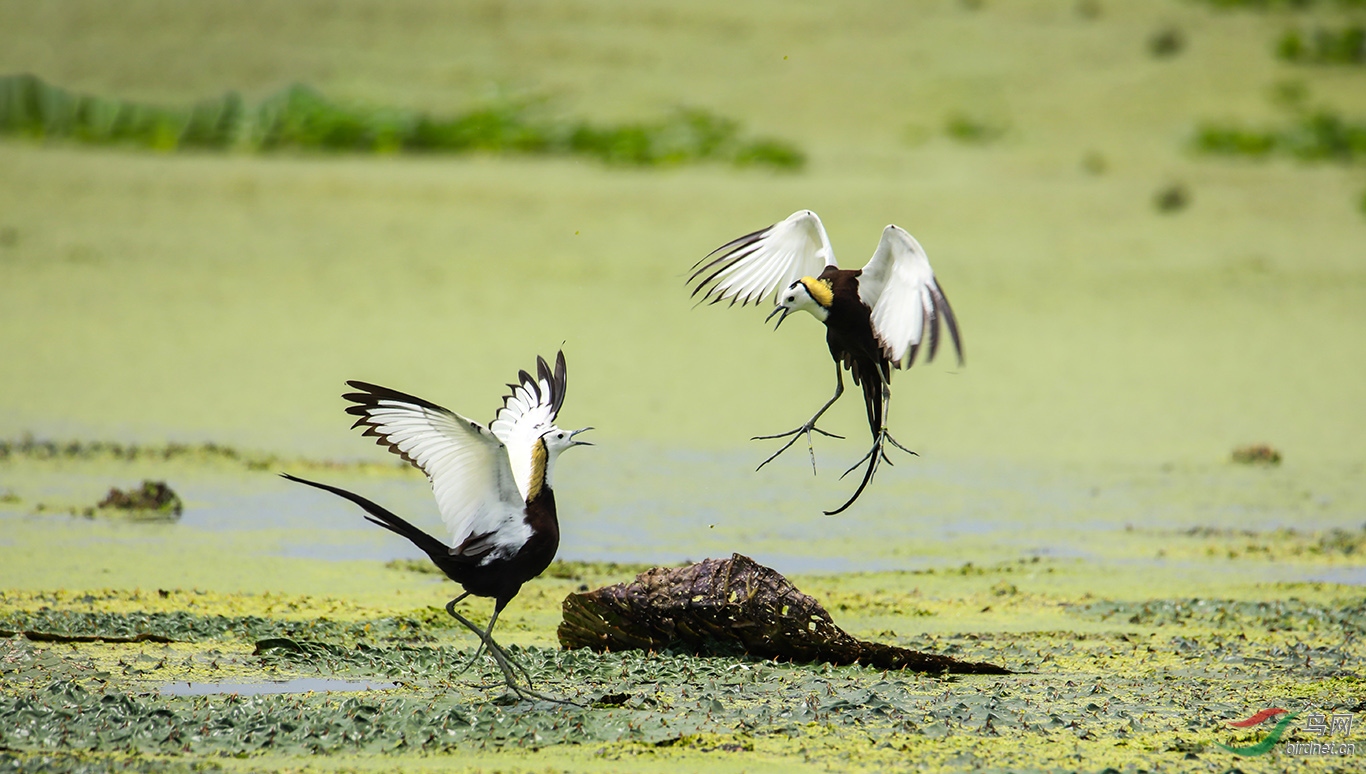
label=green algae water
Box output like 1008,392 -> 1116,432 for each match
2,0 -> 1365,771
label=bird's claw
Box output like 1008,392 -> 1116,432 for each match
884,432 -> 917,457
445,600 -> 579,706
824,430 -> 919,515
753,423 -> 844,473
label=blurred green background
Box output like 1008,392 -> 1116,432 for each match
1,0 -> 1363,569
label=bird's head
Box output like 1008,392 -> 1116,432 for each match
767,277 -> 832,328
542,426 -> 593,458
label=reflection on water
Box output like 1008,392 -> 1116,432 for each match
159,678 -> 397,696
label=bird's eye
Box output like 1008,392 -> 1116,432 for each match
556,432 -> 565,439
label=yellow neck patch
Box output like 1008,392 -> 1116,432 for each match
526,437 -> 548,501
799,276 -> 834,308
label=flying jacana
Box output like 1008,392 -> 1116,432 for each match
688,210 -> 962,515
282,352 -> 591,702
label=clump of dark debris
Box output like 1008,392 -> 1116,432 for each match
559,553 -> 1011,674
1232,444 -> 1282,465
94,480 -> 183,520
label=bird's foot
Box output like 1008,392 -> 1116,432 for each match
884,431 -> 917,457
752,422 -> 844,474
483,644 -> 580,706
824,429 -> 918,515
453,641 -> 488,678
445,600 -> 580,706
454,641 -> 534,688
837,430 -> 917,480
838,439 -> 881,480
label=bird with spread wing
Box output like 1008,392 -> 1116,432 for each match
283,352 -> 591,702
688,210 -> 963,515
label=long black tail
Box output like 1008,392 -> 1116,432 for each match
826,449 -> 879,516
827,363 -> 888,516
858,369 -> 885,441
280,473 -> 451,563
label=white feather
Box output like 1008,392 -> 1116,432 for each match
346,392 -> 527,561
859,225 -> 960,366
489,355 -> 565,502
689,210 -> 838,307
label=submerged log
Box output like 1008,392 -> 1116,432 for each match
558,553 -> 1010,674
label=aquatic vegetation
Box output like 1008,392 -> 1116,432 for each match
91,480 -> 182,521
1193,109 -> 1366,163
1154,524 -> 1366,562
0,605 -> 465,646
1148,26 -> 1187,58
1278,25 -> 1366,65
1232,443 -> 1283,465
1070,595 -> 1366,636
0,74 -> 804,171
1192,0 -> 1366,9
387,557 -> 687,584
944,113 -> 1008,145
1,580 -> 1363,771
0,435 -> 406,474
1154,183 -> 1191,213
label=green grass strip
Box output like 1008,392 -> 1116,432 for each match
1278,25 -> 1366,65
1193,110 -> 1366,163
0,73 -> 804,170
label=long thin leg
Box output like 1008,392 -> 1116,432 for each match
444,598 -> 578,705
754,364 -> 846,473
879,384 -> 918,459
448,592 -> 488,676
473,606 -> 536,686
453,605 -> 527,683
445,598 -> 522,686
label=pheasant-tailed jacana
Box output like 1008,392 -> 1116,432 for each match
688,210 -> 962,515
282,352 -> 591,702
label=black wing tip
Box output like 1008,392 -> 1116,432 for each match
341,381 -> 449,414
550,349 -> 568,416
933,281 -> 965,366
334,381 -> 452,469
496,350 -> 570,421
685,223 -> 776,302
689,223 -> 773,271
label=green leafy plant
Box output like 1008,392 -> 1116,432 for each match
1277,25 -> 1366,64
0,74 -> 804,171
1193,110 -> 1366,163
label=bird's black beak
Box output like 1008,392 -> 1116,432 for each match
766,305 -> 792,330
570,427 -> 594,446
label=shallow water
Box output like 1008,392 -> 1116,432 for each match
4,440 -> 1361,584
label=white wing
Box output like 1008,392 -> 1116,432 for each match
688,210 -> 837,307
858,225 -> 963,368
488,351 -> 566,502
343,381 -> 528,559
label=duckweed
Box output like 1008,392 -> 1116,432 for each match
1,580 -> 1362,771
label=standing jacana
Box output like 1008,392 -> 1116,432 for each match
688,210 -> 962,515
282,351 -> 591,702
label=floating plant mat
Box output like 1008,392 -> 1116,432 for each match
158,677 -> 398,696
2,578 -> 1365,771
0,605 -> 461,645
560,554 -> 1010,674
